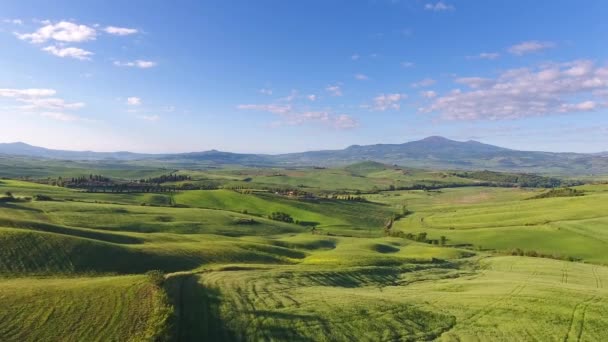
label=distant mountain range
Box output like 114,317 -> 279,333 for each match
1,137 -> 607,175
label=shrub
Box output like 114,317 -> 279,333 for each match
33,194 -> 53,201
268,211 -> 294,223
146,270 -> 165,287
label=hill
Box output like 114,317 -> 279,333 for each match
2,137 -> 608,175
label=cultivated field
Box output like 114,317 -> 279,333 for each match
0,164 -> 607,341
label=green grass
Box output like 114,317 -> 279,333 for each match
0,275 -> 172,341
175,189 -> 395,234
391,186 -> 608,263
2,169 -> 608,340
162,256 -> 608,341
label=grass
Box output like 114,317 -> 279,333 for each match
174,189 -> 395,233
0,275 -> 172,341
162,256 -> 608,341
1,169 -> 608,340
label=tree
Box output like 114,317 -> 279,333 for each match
440,236 -> 447,246
4,191 -> 13,198
416,232 -> 428,242
268,212 -> 294,223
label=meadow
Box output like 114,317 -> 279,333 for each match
0,163 -> 607,341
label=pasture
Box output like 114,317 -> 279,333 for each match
0,169 -> 607,341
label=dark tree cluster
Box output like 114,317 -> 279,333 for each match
388,231 -> 448,246
454,170 -> 581,188
268,212 -> 294,223
139,174 -> 191,184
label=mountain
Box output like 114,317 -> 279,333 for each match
1,138 -> 607,175
0,142 -> 149,160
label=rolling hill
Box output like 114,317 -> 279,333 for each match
2,136 -> 608,174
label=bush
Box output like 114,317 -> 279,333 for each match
268,211 -> 294,223
146,270 -> 165,287
33,194 -> 53,201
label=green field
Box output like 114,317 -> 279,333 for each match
1,166 -> 608,341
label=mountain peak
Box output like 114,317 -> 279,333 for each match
418,136 -> 454,143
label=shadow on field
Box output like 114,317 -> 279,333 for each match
0,201 -> 43,213
165,274 -> 239,342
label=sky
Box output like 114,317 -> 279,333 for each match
1,0 -> 608,154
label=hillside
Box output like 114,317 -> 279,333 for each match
2,137 -> 608,175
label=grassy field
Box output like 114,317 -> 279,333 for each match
163,254 -> 608,341
0,275 -> 172,341
0,168 -> 608,340
389,185 -> 608,264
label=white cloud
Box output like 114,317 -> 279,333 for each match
354,73 -> 369,81
18,97 -> 85,111
411,78 -> 436,88
42,45 -> 93,60
16,21 -> 96,43
40,111 -> 79,122
307,94 -> 317,101
401,61 -> 414,68
138,115 -> 160,121
237,103 -> 356,129
237,104 -> 292,115
0,88 -> 56,98
259,88 -> 273,95
421,90 -> 437,99
424,2 -> 454,11
508,41 -> 555,55
351,54 -> 360,61
420,59 -> 608,120
467,52 -> 500,60
326,84 -> 342,96
455,77 -> 493,89
104,26 -> 138,36
372,93 -> 407,111
114,60 -> 157,68
3,19 -> 23,25
0,87 -> 85,122
280,90 -> 298,102
333,114 -> 358,129
127,97 -> 142,106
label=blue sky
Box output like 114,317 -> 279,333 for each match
1,0 -> 608,153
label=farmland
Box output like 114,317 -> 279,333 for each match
0,163 -> 608,341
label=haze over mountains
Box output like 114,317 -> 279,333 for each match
1,137 -> 607,175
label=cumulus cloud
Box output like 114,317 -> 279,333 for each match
40,111 -> 79,122
104,26 -> 138,36
3,19 -> 23,25
467,52 -> 500,60
333,114 -> 358,129
354,73 -> 369,81
411,78 -> 436,88
138,115 -> 160,121
508,41 -> 555,55
424,2 -> 454,11
372,93 -> 407,111
326,84 -> 342,96
421,90 -> 437,99
0,88 -> 56,97
237,103 -> 357,129
420,60 -> 608,120
237,104 -> 292,115
114,60 -> 157,68
17,97 -> 85,110
42,45 -> 93,60
127,97 -> 142,106
307,94 -> 317,101
259,88 -> 273,95
16,21 -> 96,43
0,87 -> 86,121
